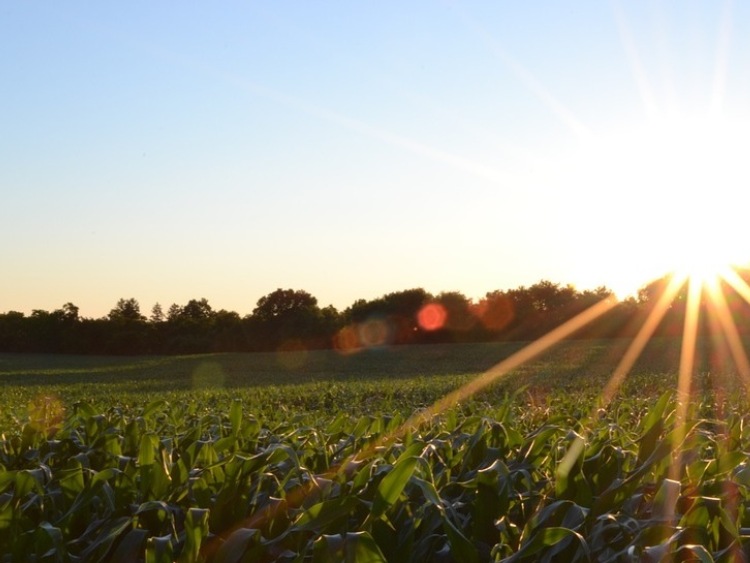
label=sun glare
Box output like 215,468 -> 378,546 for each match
559,112 -> 750,295
669,237 -> 736,288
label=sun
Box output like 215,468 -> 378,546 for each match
666,207 -> 743,288
647,115 -> 749,283
668,239 -> 736,288
557,112 -> 750,296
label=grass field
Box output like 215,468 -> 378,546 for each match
0,338 -> 746,561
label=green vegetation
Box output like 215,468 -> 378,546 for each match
6,271 -> 750,361
0,340 -> 748,561
2,282 -> 625,356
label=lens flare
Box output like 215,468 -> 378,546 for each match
474,294 -> 515,331
417,303 -> 447,331
192,362 -> 226,389
358,317 -> 392,348
28,394 -> 65,436
333,325 -> 362,354
276,340 -> 309,369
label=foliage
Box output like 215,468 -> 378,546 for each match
109,298 -> 147,323
3,270 -> 750,355
0,340 -> 749,560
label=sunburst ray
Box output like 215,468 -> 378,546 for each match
663,276 -> 703,525
703,275 -> 750,388
559,273 -> 687,477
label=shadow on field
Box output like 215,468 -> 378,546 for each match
0,337 -> 698,396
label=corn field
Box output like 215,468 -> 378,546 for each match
1,343 -> 749,561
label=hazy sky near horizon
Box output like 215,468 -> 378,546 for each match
3,1 -> 750,318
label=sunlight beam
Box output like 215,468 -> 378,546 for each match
665,276 -> 703,524
600,274 -> 687,405
703,277 -> 750,388
559,274 -> 686,479
215,70 -> 516,185
452,4 -> 593,142
611,1 -> 659,117
73,18 -> 518,188
720,268 -> 750,308
384,296 -> 618,446
709,0 -> 734,117
225,296 -> 619,540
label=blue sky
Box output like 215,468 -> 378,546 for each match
3,1 -> 749,317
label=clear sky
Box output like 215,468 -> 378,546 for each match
3,1 -> 750,318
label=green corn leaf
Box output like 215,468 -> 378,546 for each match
294,496 -> 360,533
637,392 -> 670,465
0,471 -> 16,494
146,534 -> 174,563
0,497 -> 12,531
442,516 -> 479,563
672,544 -> 714,563
15,469 -> 44,498
229,399 -> 242,437
213,527 -> 262,563
369,443 -> 423,521
179,507 -> 210,563
509,527 -> 589,562
109,528 -> 149,563
78,517 -> 133,563
139,434 -> 157,466
143,400 -> 168,419
313,532 -> 386,563
652,478 -> 681,521
36,521 -> 65,560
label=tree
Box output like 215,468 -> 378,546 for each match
475,291 -> 515,333
161,299 -> 214,353
343,288 -> 432,345
637,275 -> 679,305
61,302 -> 80,322
150,303 -> 165,323
435,291 -> 476,332
181,298 -> 213,321
381,288 -> 432,320
252,289 -> 318,322
167,304 -> 182,321
108,298 -> 146,322
250,289 -> 323,349
526,280 -> 577,313
0,311 -> 28,352
211,309 -> 244,351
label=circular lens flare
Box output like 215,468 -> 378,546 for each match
417,303 -> 447,331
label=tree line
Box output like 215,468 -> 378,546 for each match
2,272 -> 750,355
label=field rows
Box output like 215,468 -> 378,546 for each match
0,342 -> 746,561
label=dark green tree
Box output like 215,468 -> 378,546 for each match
253,289 -> 318,322
250,289 -> 328,349
181,298 -> 213,321
108,298 -> 146,322
150,303 -> 165,323
167,303 -> 182,321
61,302 -> 80,322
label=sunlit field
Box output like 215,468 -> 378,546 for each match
3,326 -> 750,561
9,1 -> 750,561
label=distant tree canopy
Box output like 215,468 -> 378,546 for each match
248,288 -> 331,350
109,298 -> 145,323
3,271 -> 749,355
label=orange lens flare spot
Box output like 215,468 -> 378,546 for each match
474,295 -> 515,331
192,362 -> 227,389
359,318 -> 392,347
418,303 -> 447,331
28,394 -> 65,435
276,339 -> 309,369
334,318 -> 395,352
334,325 -> 361,354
